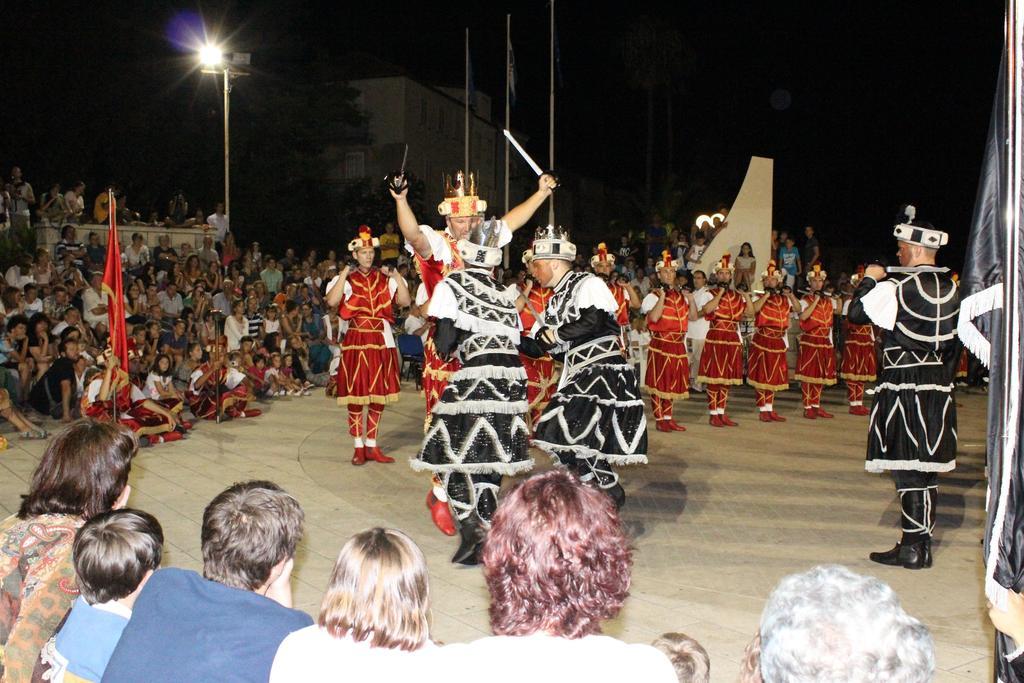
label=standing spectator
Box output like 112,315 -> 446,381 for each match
152,235 -> 178,275
63,181 -> 86,223
38,183 -> 68,226
102,481 -> 313,683
166,190 -> 189,225
261,256 -> 283,294
686,270 -> 712,392
54,225 -> 87,271
685,233 -> 707,273
802,225 -> 820,271
85,231 -> 106,271
6,166 -> 35,231
778,235 -> 801,289
206,201 -> 229,244
82,272 -> 110,328
379,222 -> 401,264
0,421 -> 136,683
645,213 -> 667,259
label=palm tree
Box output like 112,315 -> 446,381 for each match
619,16 -> 686,209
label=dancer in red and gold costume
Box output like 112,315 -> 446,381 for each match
796,264 -> 839,419
390,168 -> 557,536
187,341 -> 261,420
642,250 -> 697,431
84,352 -> 184,444
326,226 -> 410,465
696,254 -> 753,427
590,242 -> 640,344
518,249 -> 557,431
747,261 -> 801,422
840,267 -> 877,416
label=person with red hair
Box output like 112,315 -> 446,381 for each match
430,470 -> 676,681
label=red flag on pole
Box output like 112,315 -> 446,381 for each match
102,190 -> 129,369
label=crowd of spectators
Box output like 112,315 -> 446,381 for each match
0,420 -> 982,682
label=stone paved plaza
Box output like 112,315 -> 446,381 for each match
0,382 -> 991,681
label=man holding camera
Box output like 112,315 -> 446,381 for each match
847,205 -> 959,570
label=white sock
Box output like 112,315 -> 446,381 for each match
353,437 -> 364,448
365,438 -> 376,447
760,405 -> 771,412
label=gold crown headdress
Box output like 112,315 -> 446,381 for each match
437,170 -> 487,218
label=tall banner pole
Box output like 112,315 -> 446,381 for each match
548,0 -> 556,226
465,28 -> 471,174
504,14 -> 512,269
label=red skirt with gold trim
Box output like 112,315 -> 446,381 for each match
796,331 -> 837,385
187,385 -> 252,420
336,317 -> 400,406
644,332 -> 690,399
840,338 -> 877,382
422,336 -> 460,421
696,326 -> 744,385
84,400 -> 177,436
747,327 -> 789,391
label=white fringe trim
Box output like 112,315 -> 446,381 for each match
874,382 -> 954,393
449,312 -> 521,345
956,283 -> 1001,368
451,365 -> 527,381
532,440 -> 649,466
864,459 -> 956,473
432,400 -> 530,415
409,458 -> 535,476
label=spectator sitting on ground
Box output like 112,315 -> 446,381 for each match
102,480 -> 312,683
0,421 -> 136,682
651,633 -> 710,683
270,527 -> 435,681
36,509 -> 164,683
757,564 -> 934,682
432,469 -> 677,682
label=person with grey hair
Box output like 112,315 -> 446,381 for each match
102,481 -> 312,683
758,565 -> 934,682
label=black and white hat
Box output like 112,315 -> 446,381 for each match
532,225 -> 577,261
893,205 -> 948,249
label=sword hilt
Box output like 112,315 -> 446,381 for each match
386,172 -> 409,194
542,170 -> 560,189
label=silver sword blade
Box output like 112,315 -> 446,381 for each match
399,144 -> 408,175
503,129 -> 543,176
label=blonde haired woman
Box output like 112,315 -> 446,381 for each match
269,528 -> 434,681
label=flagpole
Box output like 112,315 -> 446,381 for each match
465,28 -> 470,174
548,0 -> 556,226
108,189 -> 119,424
504,14 -> 511,269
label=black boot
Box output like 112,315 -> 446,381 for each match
451,515 -> 485,566
922,486 -> 937,568
870,490 -> 928,569
575,459 -> 625,509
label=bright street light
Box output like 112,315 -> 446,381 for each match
199,44 -> 223,67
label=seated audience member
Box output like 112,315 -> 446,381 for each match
36,509 -> 163,683
651,633 -> 710,683
28,338 -> 81,422
758,565 -> 934,682
0,421 -> 136,682
433,470 -> 676,682
102,481 -> 312,683
270,528 -> 434,681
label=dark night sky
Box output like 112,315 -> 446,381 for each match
2,1 -> 1004,269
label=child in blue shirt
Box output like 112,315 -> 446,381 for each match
36,509 -> 163,683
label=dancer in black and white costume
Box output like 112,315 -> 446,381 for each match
410,219 -> 533,565
848,205 -> 960,570
528,226 -> 648,508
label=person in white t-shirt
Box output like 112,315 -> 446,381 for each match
424,470 -> 676,683
686,270 -> 712,392
206,202 -> 230,243
269,528 -> 435,682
